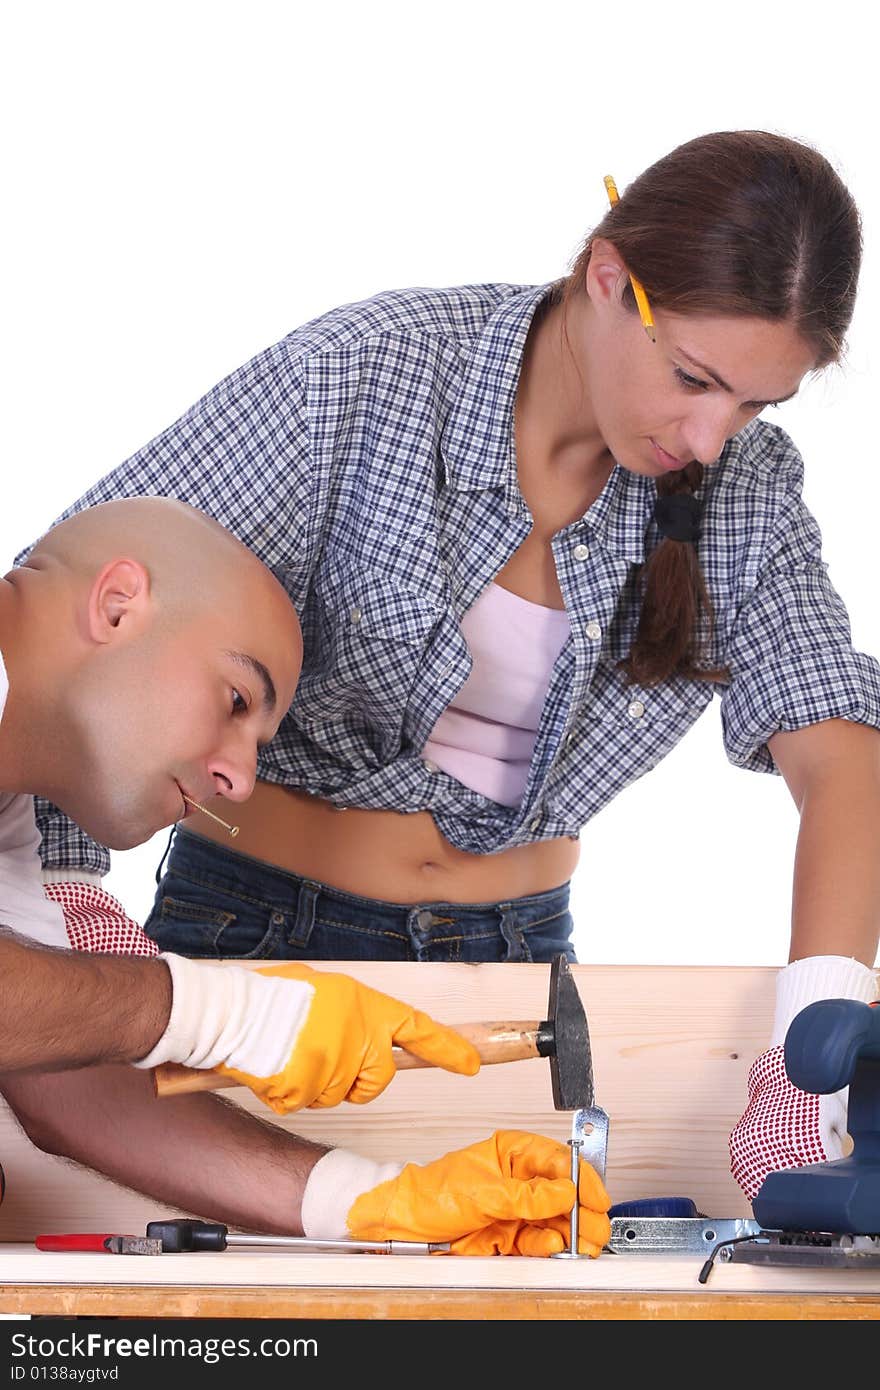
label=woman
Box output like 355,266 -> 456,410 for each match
33,130 -> 880,1199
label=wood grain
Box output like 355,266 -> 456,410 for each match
1,1284 -> 878,1320
1,961 -> 774,1240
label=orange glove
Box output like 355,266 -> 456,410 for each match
217,962 -> 481,1113
136,957 -> 480,1115
347,1130 -> 612,1256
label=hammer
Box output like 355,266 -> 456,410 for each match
151,955 -> 605,1156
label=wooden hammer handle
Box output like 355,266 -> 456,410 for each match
152,1019 -> 544,1097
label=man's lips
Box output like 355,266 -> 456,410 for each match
173,782 -> 240,838
175,782 -> 201,818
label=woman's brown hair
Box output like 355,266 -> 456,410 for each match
563,130 -> 862,686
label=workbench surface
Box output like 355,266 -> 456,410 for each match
2,1246 -> 879,1320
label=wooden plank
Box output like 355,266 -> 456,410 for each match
1,1243 -> 879,1321
0,962 -> 775,1240
1,1284 -> 878,1320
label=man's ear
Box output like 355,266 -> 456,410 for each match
584,237 -> 631,310
85,558 -> 152,644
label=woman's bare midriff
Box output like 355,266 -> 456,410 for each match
184,781 -> 580,904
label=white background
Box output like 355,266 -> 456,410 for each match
2,1 -> 877,966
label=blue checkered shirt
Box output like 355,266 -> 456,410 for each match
26,283 -> 880,876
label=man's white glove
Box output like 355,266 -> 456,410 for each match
729,955 -> 877,1201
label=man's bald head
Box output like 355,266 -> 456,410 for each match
29,497 -> 277,619
2,497 -> 303,849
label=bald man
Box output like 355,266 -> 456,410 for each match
0,498 -> 480,1077
6,495 -> 304,855
0,498 -> 610,1255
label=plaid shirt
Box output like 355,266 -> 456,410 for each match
26,283 -> 880,876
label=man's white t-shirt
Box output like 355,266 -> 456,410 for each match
0,650 -> 69,948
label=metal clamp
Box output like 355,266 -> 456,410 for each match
551,1106 -> 610,1260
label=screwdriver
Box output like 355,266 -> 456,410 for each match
145,1218 -> 450,1255
36,1233 -> 163,1255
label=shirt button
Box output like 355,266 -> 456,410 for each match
573,543 -> 590,561
424,759 -> 440,774
585,620 -> 601,640
350,606 -> 362,625
529,815 -> 541,830
627,700 -> 645,720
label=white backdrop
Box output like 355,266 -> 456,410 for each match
2,1 -> 877,966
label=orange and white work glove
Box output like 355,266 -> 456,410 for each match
134,956 -> 480,1113
729,955 -> 877,1201
43,880 -> 159,957
301,1130 -> 612,1256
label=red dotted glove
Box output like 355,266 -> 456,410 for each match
729,955 -> 877,1203
43,882 -> 158,957
728,1044 -> 846,1201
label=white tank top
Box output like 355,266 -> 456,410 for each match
423,583 -> 570,807
0,649 -> 69,949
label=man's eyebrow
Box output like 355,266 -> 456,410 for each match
224,651 -> 277,713
675,346 -> 800,407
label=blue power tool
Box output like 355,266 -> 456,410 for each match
752,998 -> 880,1234
602,1002 -> 880,1278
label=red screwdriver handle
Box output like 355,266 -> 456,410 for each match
36,1234 -> 118,1253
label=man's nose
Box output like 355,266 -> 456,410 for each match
208,738 -> 258,803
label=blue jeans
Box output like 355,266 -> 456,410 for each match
143,829 -> 576,963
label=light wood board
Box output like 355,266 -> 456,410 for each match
1,1242 -> 879,1295
3,961 -> 775,1243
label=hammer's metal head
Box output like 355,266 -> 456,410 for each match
544,954 -> 595,1111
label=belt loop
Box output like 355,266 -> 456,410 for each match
499,903 -> 531,962
287,879 -> 320,949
